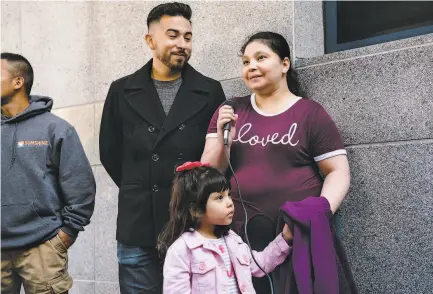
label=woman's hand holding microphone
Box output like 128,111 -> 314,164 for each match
216,104 -> 238,147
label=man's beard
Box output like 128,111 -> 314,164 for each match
157,50 -> 190,71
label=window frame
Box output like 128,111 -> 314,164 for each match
324,1 -> 433,53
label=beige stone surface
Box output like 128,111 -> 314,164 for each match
1,2 -> 21,53
188,1 -> 294,81
52,104 -> 96,165
93,1 -> 154,102
20,2 -> 94,108
68,221 -> 95,281
94,166 -> 118,282
93,102 -> 104,166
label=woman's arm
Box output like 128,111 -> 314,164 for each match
201,105 -> 237,172
317,155 -> 351,214
201,137 -> 230,172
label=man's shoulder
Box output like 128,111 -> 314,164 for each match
109,62 -> 149,90
192,69 -> 217,84
185,64 -> 221,88
110,74 -> 132,89
37,111 -> 72,128
38,112 -> 75,137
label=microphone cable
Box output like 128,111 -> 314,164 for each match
224,145 -> 275,294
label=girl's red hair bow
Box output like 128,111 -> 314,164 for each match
176,161 -> 210,172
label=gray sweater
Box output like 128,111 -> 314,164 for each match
1,96 -> 96,249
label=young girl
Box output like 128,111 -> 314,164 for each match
158,161 -> 292,294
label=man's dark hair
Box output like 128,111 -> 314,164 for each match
1,52 -> 34,96
147,2 -> 192,28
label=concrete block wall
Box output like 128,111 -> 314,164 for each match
2,1 -> 432,293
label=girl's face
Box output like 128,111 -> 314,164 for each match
241,41 -> 290,93
200,189 -> 234,227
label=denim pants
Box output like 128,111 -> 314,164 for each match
117,242 -> 163,294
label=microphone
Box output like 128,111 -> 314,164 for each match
222,100 -> 236,146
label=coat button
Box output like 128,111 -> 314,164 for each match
199,262 -> 206,271
152,184 -> 159,192
178,124 -> 185,130
152,153 -> 159,161
148,126 -> 155,132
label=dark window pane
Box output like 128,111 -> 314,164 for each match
337,1 -> 433,44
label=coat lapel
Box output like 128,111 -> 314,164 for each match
124,60 -> 166,128
155,64 -> 210,146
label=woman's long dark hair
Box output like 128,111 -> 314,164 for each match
240,31 -> 303,96
157,166 -> 231,257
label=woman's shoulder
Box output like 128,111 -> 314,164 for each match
229,95 -> 252,109
297,97 -> 324,111
293,98 -> 333,121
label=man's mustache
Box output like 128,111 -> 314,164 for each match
172,51 -> 188,56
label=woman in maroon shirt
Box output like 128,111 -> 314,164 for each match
201,32 -> 352,293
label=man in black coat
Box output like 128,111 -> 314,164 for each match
99,2 -> 226,293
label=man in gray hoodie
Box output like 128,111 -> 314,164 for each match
1,52 -> 96,294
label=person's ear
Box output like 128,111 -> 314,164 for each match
189,205 -> 202,228
282,57 -> 290,74
189,205 -> 202,219
145,33 -> 156,50
13,77 -> 24,90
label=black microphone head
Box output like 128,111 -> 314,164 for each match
223,98 -> 236,112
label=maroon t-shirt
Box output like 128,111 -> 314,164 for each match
207,94 -> 346,226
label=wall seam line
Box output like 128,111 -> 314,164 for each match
346,138 -> 433,149
297,42 -> 433,69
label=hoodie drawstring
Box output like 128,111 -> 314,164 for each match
10,123 -> 18,169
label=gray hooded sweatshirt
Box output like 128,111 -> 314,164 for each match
1,96 -> 96,249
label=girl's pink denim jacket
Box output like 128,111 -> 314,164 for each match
163,230 -> 291,293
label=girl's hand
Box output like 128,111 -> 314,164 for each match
282,224 -> 293,243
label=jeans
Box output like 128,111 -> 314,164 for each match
117,242 -> 163,294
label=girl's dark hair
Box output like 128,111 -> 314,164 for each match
240,31 -> 302,96
157,166 -> 231,257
